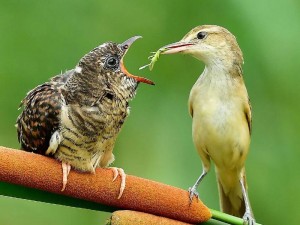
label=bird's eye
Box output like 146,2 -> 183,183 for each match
197,31 -> 207,40
105,56 -> 119,70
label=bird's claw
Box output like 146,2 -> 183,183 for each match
110,167 -> 126,199
188,186 -> 199,203
61,162 -> 71,191
243,211 -> 256,225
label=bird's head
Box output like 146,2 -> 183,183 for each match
162,25 -> 243,67
78,36 -> 155,86
67,36 -> 154,103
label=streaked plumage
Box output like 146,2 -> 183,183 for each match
16,36 -> 154,198
17,71 -> 71,154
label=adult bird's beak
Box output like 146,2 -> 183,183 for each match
161,41 -> 195,55
120,36 -> 155,85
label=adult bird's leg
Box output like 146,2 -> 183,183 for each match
188,170 -> 208,202
61,162 -> 71,191
240,177 -> 255,225
110,167 -> 126,199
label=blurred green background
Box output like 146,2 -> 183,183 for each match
0,0 -> 299,224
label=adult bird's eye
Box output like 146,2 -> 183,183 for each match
105,56 -> 119,69
197,31 -> 207,40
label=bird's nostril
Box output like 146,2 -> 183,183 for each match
123,44 -> 129,50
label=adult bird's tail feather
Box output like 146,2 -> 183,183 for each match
216,169 -> 251,218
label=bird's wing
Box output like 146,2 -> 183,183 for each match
16,71 -> 72,154
244,97 -> 252,135
189,101 -> 194,118
188,90 -> 195,118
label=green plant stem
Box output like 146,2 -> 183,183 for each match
210,209 -> 261,225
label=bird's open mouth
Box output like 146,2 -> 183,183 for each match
120,36 -> 155,85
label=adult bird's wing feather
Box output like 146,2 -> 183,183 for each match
244,97 -> 252,135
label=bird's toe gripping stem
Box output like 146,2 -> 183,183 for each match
61,162 -> 71,191
243,211 -> 256,225
110,167 -> 126,199
188,186 -> 200,202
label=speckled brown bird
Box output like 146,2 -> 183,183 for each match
16,36 -> 154,198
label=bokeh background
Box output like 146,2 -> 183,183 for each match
0,0 -> 299,224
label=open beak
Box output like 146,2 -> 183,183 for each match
120,36 -> 155,85
161,41 -> 195,55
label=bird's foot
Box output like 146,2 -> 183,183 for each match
61,162 -> 71,191
243,211 -> 256,225
188,186 -> 199,203
109,167 -> 126,199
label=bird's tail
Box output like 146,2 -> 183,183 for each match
216,168 -> 248,218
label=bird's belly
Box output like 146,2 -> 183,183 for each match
55,135 -> 101,172
193,100 -> 249,170
55,104 -> 127,172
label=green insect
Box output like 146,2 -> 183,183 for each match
139,47 -> 167,71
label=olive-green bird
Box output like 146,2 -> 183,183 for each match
161,25 -> 255,225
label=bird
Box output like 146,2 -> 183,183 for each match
160,25 -> 255,224
16,36 -> 154,199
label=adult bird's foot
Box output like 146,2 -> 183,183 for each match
243,211 -> 256,225
61,162 -> 71,191
110,167 -> 126,199
188,186 -> 199,202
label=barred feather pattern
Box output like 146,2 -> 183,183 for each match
17,41 -> 140,172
